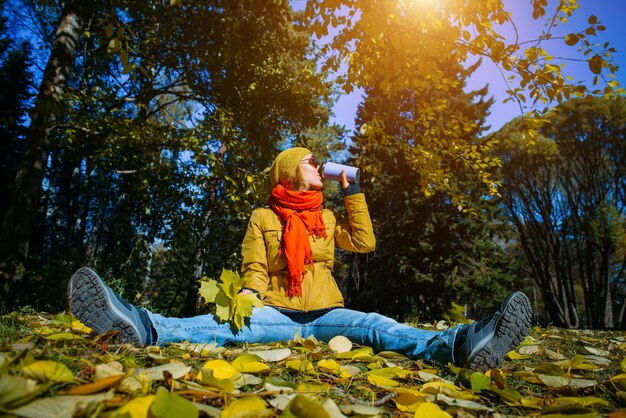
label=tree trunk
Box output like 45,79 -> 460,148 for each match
0,0 -> 92,308
181,201 -> 213,317
181,145 -> 227,316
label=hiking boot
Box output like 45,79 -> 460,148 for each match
454,291 -> 532,371
68,267 -> 153,345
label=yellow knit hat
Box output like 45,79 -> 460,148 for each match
269,147 -> 311,187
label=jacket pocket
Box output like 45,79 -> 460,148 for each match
263,229 -> 284,269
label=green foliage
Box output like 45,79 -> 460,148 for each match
198,269 -> 263,331
444,303 -> 471,325
0,0 -> 333,312
304,0 -> 622,202
491,96 -> 626,328
2,0 -> 621,326
0,1 -> 33,310
341,52 -> 516,321
0,313 -> 32,342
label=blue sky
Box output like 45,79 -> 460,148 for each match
330,0 -> 626,134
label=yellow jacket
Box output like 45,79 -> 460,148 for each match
241,193 -> 376,311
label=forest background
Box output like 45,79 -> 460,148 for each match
0,0 -> 624,330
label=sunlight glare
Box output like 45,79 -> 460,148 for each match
404,0 -> 435,6
402,0 -> 438,12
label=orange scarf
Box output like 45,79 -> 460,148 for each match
269,184 -> 327,297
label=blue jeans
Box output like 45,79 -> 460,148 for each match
146,306 -> 460,365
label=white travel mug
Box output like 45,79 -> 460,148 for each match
319,162 -> 360,184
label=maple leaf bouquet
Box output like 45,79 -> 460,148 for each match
198,269 -> 263,331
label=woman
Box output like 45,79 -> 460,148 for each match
68,147 -> 532,370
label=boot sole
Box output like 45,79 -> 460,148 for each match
466,291 -> 532,371
68,267 -> 142,344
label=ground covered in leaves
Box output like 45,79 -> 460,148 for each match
1,310 -> 626,417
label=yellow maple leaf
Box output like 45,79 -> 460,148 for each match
198,279 -> 219,304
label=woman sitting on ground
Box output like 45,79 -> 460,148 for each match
68,146 -> 532,370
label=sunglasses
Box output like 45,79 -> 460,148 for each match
300,156 -> 320,168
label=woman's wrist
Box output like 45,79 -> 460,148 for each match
341,182 -> 361,196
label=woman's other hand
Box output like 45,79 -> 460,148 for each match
340,170 -> 349,190
339,169 -> 361,196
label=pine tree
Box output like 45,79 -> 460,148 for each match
343,60 -> 517,321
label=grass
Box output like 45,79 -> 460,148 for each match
0,311 -> 34,343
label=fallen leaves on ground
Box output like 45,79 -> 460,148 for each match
1,311 -> 626,417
